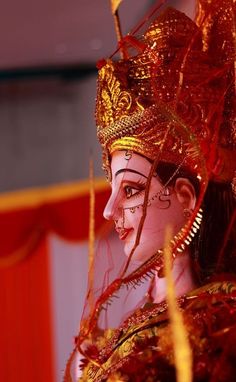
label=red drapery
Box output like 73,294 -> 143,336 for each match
0,238 -> 55,382
0,179 -> 110,266
0,179 -> 109,381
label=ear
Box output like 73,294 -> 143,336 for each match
174,177 -> 196,210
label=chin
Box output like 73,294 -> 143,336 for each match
124,240 -> 160,263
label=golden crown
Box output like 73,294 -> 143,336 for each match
95,2 -> 235,184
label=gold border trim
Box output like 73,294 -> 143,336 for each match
0,177 -> 109,212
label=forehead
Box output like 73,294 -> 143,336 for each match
110,151 -> 152,175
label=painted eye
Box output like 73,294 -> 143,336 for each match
124,185 -> 142,199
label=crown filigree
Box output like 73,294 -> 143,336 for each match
96,61 -> 134,129
95,4 -> 236,184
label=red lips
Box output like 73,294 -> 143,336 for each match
115,226 -> 133,240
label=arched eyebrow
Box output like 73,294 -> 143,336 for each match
115,168 -> 148,178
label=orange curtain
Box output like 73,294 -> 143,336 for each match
0,237 -> 55,382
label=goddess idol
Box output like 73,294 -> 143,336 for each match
65,0 -> 236,381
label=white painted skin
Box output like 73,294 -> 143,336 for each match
103,150 -> 198,302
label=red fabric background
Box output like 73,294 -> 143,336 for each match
0,186 -> 110,381
0,238 -> 55,381
0,188 -> 110,264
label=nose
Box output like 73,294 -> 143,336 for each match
103,191 -> 120,221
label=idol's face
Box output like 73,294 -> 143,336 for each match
103,151 -> 189,262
